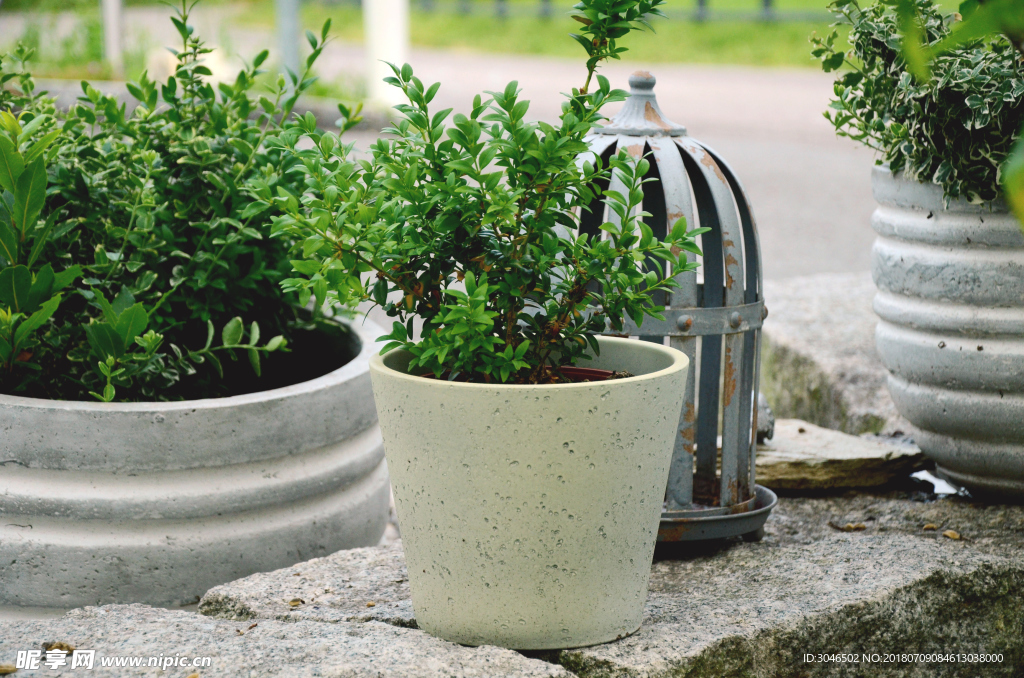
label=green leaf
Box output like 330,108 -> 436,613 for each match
265,335 -> 285,352
26,263 -> 54,313
670,216 -> 688,241
0,134 -> 23,193
112,286 -> 136,317
248,347 -> 261,376
290,259 -> 321,275
222,316 -> 244,346
113,303 -> 149,350
12,293 -> 61,348
23,130 -> 60,165
0,265 -> 32,312
93,292 -> 120,325
85,322 -> 122,360
26,209 -> 61,268
52,265 -> 82,292
18,114 -> 45,141
12,159 -> 46,236
302,235 -> 324,258
0,214 -> 17,265
313,277 -> 327,310
0,333 -> 12,363
249,321 -> 260,347
206,350 -> 224,378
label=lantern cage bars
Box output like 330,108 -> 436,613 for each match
586,72 -> 777,542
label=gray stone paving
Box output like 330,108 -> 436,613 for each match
4,491 -> 1023,676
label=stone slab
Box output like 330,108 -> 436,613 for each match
557,534 -> 1021,677
766,493 -> 1024,556
199,542 -> 416,628
200,492 -> 1024,677
756,419 -> 926,492
761,272 -> 908,435
0,604 -> 571,677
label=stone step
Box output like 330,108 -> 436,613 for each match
0,604 -> 570,677
5,495 -> 1021,677
193,495 -> 1022,677
761,272 -> 909,436
756,419 -> 925,492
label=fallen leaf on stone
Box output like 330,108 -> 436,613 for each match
288,598 -> 304,607
42,642 -> 75,653
0,663 -> 17,674
827,521 -> 868,532
923,524 -> 938,531
186,674 -> 199,678
366,601 -> 376,607
293,573 -> 301,577
942,530 -> 961,540
247,623 -> 258,630
235,629 -> 244,636
798,427 -> 806,433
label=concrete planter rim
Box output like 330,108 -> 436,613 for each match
0,315 -> 373,413
873,163 -> 1009,214
369,335 -> 688,387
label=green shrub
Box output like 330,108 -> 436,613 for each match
812,0 -> 1024,203
0,2 -> 338,400
268,0 -> 707,384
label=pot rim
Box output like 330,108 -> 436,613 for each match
369,335 -> 688,390
0,315 -> 383,412
872,163 -> 1009,213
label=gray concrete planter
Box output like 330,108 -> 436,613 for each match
370,337 -> 688,649
0,318 -> 390,609
871,166 -> 1024,499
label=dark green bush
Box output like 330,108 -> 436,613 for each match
0,3 -> 340,400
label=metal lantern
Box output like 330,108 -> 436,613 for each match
585,72 -> 776,542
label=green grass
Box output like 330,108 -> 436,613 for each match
242,0 -> 962,67
1,0 -> 968,78
231,4 -> 840,68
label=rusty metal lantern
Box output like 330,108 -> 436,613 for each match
584,72 -> 777,542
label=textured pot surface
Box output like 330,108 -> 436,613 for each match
370,337 -> 688,649
871,166 -> 1024,499
0,319 -> 390,608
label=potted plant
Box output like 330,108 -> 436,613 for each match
0,3 -> 389,609
267,0 -> 704,649
813,0 -> 1024,499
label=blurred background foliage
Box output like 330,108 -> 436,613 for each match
0,0 -> 965,77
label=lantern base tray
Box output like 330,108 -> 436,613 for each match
657,485 -> 778,542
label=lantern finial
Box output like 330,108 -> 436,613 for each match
594,71 -> 687,137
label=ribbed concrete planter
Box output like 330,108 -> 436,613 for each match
871,166 -> 1024,500
370,337 -> 688,649
0,318 -> 390,609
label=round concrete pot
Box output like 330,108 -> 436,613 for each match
871,166 -> 1024,500
370,337 -> 688,649
0,318 -> 390,609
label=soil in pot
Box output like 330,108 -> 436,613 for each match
418,366 -> 636,383
209,319 -> 358,398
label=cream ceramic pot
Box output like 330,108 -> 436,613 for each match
370,336 -> 688,649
